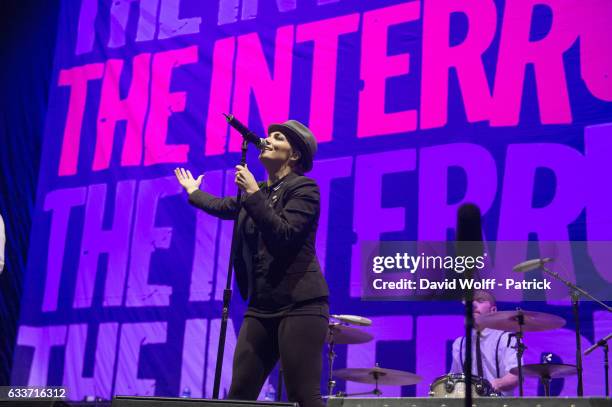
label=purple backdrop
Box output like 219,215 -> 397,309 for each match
12,0 -> 612,400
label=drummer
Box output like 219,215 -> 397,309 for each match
449,290 -> 519,395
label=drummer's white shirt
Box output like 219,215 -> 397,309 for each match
449,328 -> 519,396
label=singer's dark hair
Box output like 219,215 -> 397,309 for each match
287,142 -> 305,175
291,161 -> 306,175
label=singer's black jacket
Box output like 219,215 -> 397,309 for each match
188,172 -> 329,309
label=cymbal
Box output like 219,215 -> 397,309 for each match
327,323 -> 373,344
331,314 -> 372,326
476,310 -> 565,332
333,366 -> 422,386
510,363 -> 577,379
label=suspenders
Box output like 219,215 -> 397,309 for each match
494,331 -> 510,378
459,336 -> 465,370
459,331 -> 509,378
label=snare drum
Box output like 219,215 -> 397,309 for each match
428,373 -> 498,398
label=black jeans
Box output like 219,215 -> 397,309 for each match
227,313 -> 329,407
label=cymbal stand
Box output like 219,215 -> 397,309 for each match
330,388 -> 383,398
540,374 -> 552,397
371,368 -> 382,397
333,370 -> 383,398
510,308 -> 526,397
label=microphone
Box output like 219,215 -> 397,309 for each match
331,314 -> 372,326
223,113 -> 268,150
512,258 -> 553,273
455,203 -> 484,260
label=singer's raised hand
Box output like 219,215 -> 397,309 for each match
174,167 -> 203,194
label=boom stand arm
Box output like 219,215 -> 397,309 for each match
541,265 -> 612,397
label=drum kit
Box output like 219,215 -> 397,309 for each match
326,309 -> 580,398
326,314 -> 422,397
326,256 -> 612,398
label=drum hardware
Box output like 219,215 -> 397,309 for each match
333,364 -> 422,397
331,314 -> 372,326
326,389 -> 382,398
476,309 -> 567,397
513,309 -> 526,397
584,332 -> 611,397
513,257 -> 612,396
475,310 -> 566,333
509,363 -> 577,397
326,316 -> 374,396
326,327 -> 337,397
428,373 -> 498,398
326,324 -> 373,345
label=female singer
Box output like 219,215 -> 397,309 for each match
174,120 -> 329,407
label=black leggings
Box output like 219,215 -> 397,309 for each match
227,314 -> 328,407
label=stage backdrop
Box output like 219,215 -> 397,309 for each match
12,0 -> 612,400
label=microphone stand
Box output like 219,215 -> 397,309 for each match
464,290 -> 474,407
539,264 -> 612,397
212,139 -> 249,398
604,341 -> 609,398
585,333 -> 611,397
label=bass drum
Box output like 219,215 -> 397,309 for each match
429,374 -> 499,398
